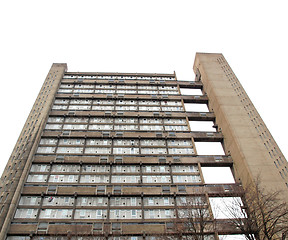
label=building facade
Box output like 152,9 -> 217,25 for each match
0,53 -> 287,240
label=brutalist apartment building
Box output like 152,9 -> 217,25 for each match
0,53 -> 287,240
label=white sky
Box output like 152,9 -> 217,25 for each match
0,0 -> 288,176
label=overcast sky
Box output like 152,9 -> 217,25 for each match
0,0 -> 288,176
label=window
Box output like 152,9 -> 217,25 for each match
131,197 -> 137,206
85,147 -> 111,154
141,148 -> 167,154
168,148 -> 194,155
144,197 -> 173,206
93,223 -> 102,231
97,185 -> 106,194
173,175 -> 201,183
86,139 -> 112,146
56,147 -> 83,154
14,208 -> 38,219
42,196 -> 74,206
113,139 -> 139,146
172,165 -> 198,173
82,165 -> 110,173
27,174 -> 47,182
76,197 -> 108,206
52,105 -> 68,110
64,117 -> 87,124
74,209 -> 107,219
113,147 -> 139,155
112,223 -> 121,231
162,186 -> 170,193
63,124 -> 87,130
97,210 -> 102,218
30,164 -> 50,172
19,196 -> 41,206
111,175 -> 140,183
36,147 -> 55,154
178,185 -> 186,192
48,175 -> 75,183
6,237 -> 31,240
144,209 -> 175,219
51,164 -> 80,172
164,197 -> 169,205
40,138 -> 58,145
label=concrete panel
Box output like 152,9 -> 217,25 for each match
194,53 -> 288,200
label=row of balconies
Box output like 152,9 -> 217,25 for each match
60,78 -> 201,87
18,195 -> 204,207
55,93 -> 208,104
41,131 -> 222,142
48,111 -> 215,123
22,184 -> 243,196
7,220 -> 241,237
32,155 -> 232,166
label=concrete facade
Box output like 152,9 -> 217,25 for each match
0,54 -> 286,240
193,53 -> 288,197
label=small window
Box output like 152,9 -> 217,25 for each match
97,185 -> 106,194
38,222 -> 49,232
115,156 -> 123,163
162,186 -> 170,193
178,185 -> 186,192
114,186 -> 122,194
112,222 -> 121,231
159,158 -> 166,164
100,156 -> 108,163
166,222 -> 174,230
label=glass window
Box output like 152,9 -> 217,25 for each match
42,196 -> 74,206
140,140 -> 166,146
114,118 -> 138,123
80,175 -> 109,183
47,117 -> 64,123
76,197 -> 108,206
111,175 -> 140,183
168,148 -> 194,155
84,147 -> 112,154
51,164 -> 80,172
49,175 -> 78,183
52,105 -> 68,110
19,196 -> 41,206
65,117 -> 89,123
40,138 -> 58,145
36,147 -> 56,154
113,147 -> 139,155
74,209 -> 107,219
86,139 -> 112,146
58,139 -> 85,145
30,164 -> 50,172
14,208 -> 38,219
172,175 -> 201,183
39,209 -> 71,219
56,147 -> 83,154
27,174 -> 47,182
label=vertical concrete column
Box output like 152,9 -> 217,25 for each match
0,63 -> 67,239
193,53 -> 288,198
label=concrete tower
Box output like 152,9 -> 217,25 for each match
0,53 -> 287,240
